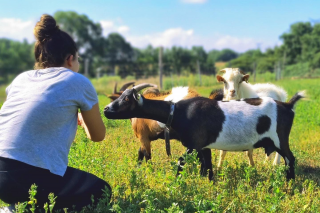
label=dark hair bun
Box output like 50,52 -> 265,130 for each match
34,14 -> 60,42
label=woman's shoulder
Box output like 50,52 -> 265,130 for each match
64,70 -> 92,86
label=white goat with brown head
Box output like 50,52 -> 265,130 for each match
216,68 -> 288,167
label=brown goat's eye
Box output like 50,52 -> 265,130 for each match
125,96 -> 129,102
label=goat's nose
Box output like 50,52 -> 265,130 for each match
230,90 -> 235,94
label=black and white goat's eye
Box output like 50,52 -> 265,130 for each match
125,96 -> 129,102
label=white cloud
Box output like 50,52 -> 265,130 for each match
181,0 -> 208,4
100,20 -> 131,36
125,28 -> 271,52
117,26 -> 130,34
206,35 -> 258,52
0,17 -> 278,53
0,18 -> 35,42
127,28 -> 195,49
100,20 -> 115,36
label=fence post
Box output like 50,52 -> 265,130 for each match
159,46 -> 163,90
84,58 -> 89,77
282,50 -> 286,79
274,63 -> 277,81
197,60 -> 202,86
252,62 -> 256,82
278,61 -> 281,80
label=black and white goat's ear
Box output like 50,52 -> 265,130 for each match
133,89 -> 141,101
216,75 -> 225,83
242,74 -> 250,83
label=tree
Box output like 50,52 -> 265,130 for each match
191,46 -> 212,74
216,49 -> 238,62
103,33 -> 134,78
228,49 -> 262,73
0,39 -> 34,83
54,11 -> 104,76
166,47 -> 193,75
301,24 -> 320,69
280,22 -> 312,64
134,45 -> 158,78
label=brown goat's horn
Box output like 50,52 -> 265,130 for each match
133,83 -> 158,92
113,83 -> 118,94
219,69 -> 226,73
119,82 -> 135,92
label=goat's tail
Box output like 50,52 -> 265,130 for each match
288,91 -> 306,106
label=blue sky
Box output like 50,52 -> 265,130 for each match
0,0 -> 319,52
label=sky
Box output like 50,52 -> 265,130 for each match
0,0 -> 320,53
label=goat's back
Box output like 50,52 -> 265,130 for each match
174,97 -> 282,151
252,83 -> 287,102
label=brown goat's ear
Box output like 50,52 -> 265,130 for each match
242,74 -> 250,83
216,75 -> 225,83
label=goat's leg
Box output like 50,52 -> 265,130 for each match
264,152 -> 281,165
273,152 -> 281,165
217,150 -> 227,168
276,140 -> 295,180
285,150 -> 295,180
138,137 -> 152,162
246,149 -> 255,166
199,149 -> 213,181
138,147 -> 145,162
281,148 -> 295,180
265,153 -> 272,162
176,149 -> 193,177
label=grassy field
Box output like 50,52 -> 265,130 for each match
0,76 -> 320,212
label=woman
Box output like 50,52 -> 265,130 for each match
0,14 -> 110,211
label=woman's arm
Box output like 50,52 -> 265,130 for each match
78,103 -> 106,142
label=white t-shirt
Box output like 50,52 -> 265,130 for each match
0,67 -> 98,176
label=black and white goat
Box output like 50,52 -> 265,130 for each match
104,84 -> 304,180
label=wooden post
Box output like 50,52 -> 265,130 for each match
159,46 -> 163,90
96,68 -> 101,79
275,61 -> 281,81
273,63 -> 278,81
84,58 -> 89,77
282,51 -> 286,79
278,61 -> 281,80
197,60 -> 202,86
253,62 -> 256,82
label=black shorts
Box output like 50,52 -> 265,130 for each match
0,157 -> 111,211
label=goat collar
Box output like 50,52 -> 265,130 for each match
165,103 -> 175,130
164,102 -> 175,156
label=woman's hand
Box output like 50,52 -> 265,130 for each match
77,112 -> 85,127
78,104 -> 106,142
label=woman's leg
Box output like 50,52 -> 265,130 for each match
0,157 -> 111,211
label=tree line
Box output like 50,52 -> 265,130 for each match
1,11 -> 320,84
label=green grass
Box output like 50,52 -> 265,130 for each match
1,77 -> 320,212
